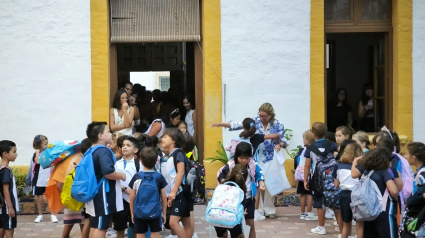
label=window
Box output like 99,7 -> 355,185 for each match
159,76 -> 170,91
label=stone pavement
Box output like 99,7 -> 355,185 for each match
14,206 -> 352,238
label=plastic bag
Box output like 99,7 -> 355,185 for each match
39,140 -> 81,168
263,152 -> 291,196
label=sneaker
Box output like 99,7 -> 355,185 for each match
192,234 -> 199,238
254,211 -> 266,221
305,212 -> 318,221
106,228 -> 117,238
51,215 -> 59,223
34,215 -> 43,223
124,229 -> 128,237
325,209 -> 335,219
311,226 -> 327,235
300,213 -> 306,220
335,226 -> 339,232
333,221 -> 338,226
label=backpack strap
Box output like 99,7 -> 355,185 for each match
135,159 -> 141,172
0,166 -> 12,180
172,149 -> 187,174
307,144 -> 325,157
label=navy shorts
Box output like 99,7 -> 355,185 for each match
89,214 -> 113,230
312,193 -> 323,209
0,213 -> 16,230
215,224 -> 243,238
244,198 -> 255,220
340,190 -> 353,223
134,217 -> 163,234
170,193 -> 190,218
113,200 -> 134,231
33,186 -> 46,196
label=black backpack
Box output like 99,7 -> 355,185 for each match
187,154 -> 206,203
308,141 -> 337,195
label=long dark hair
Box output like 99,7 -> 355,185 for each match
113,89 -> 128,110
239,118 -> 256,138
334,88 -> 348,104
233,142 -> 253,162
183,93 -> 195,110
359,147 -> 391,171
223,164 -> 248,194
161,107 -> 181,128
361,83 -> 373,105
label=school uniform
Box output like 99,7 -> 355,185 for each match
160,149 -> 191,218
362,170 -> 399,238
113,157 -> 142,231
332,162 -> 358,222
32,153 -> 50,195
129,171 -> 167,234
294,147 -> 312,195
304,139 -> 339,209
0,167 -> 19,230
250,134 -> 265,154
85,147 -> 123,230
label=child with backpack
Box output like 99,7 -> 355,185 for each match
293,130 -> 316,221
159,128 -> 193,238
212,164 -> 249,238
31,135 -> 59,223
0,140 -> 19,238
355,147 -> 400,238
332,143 -> 363,238
129,147 -> 168,238
114,137 -> 143,238
217,142 -> 265,238
303,122 -> 339,235
76,122 -> 127,238
399,142 -> 425,238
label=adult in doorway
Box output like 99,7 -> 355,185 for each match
326,88 -> 353,132
151,89 -> 162,114
109,89 -> 134,136
358,83 -> 374,132
145,107 -> 181,138
211,102 -> 288,220
183,93 -> 196,137
137,91 -> 157,133
123,81 -> 133,98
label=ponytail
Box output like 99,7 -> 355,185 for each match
240,118 -> 256,138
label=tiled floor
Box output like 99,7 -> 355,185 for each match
14,206 -> 352,237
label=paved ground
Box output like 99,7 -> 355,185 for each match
14,206 -> 351,237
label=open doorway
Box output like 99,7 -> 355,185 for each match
325,32 -> 391,133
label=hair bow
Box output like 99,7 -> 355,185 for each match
250,122 -> 254,128
36,135 -> 41,143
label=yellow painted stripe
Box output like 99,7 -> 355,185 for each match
202,0 -> 223,189
91,0 -> 110,122
392,0 -> 413,140
310,0 -> 325,125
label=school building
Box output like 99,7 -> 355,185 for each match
1,0 -> 424,188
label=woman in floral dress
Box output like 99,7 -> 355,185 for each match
212,103 -> 288,220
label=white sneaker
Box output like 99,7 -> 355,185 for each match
192,233 -> 199,238
300,213 -> 306,220
333,221 -> 338,226
335,226 -> 339,232
51,215 -> 59,223
34,215 -> 43,223
311,226 -> 327,235
124,229 -> 128,237
106,228 -> 117,238
254,211 -> 266,221
352,220 -> 356,226
305,212 -> 318,221
165,235 -> 178,238
325,209 -> 335,219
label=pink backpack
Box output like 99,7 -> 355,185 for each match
393,153 -> 414,213
225,137 -> 251,157
294,147 -> 307,182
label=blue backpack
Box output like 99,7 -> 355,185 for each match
134,171 -> 162,220
71,145 -> 114,203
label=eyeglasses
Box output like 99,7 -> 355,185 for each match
257,112 -> 269,119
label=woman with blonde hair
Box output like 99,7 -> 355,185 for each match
212,102 -> 288,220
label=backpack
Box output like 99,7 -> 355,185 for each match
61,169 -> 84,211
205,181 -> 244,228
71,145 -> 114,203
294,147 -> 307,182
226,137 -> 251,157
170,149 -> 195,198
323,169 -> 341,209
186,153 -> 206,203
350,170 -> 389,221
0,166 -> 13,209
393,153 -> 414,205
25,158 -> 35,186
308,142 -> 337,195
134,171 -> 162,219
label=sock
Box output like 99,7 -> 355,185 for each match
319,226 -> 325,229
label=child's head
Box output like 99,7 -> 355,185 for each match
161,128 -> 184,150
353,131 -> 370,150
162,108 -> 181,128
405,142 -> 425,166
336,139 -> 355,161
0,140 -> 17,162
303,130 -> 314,146
233,142 -> 253,166
139,147 -> 158,169
113,134 -> 129,155
373,128 -> 400,153
178,121 -> 188,135
182,134 -> 196,154
122,137 -> 139,158
86,122 -> 112,145
340,143 -> 364,163
376,136 -> 395,154
335,126 -> 354,144
33,135 -> 48,151
81,138 -> 92,154
224,164 -> 248,194
134,133 -> 153,148
150,136 -> 159,149
359,147 -> 392,171
311,122 -> 327,139
239,118 -> 256,139
325,131 -> 336,143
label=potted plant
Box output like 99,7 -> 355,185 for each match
204,141 -> 229,165
11,168 -> 29,197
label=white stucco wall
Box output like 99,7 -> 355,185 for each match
0,0 -> 91,165
413,0 -> 425,142
221,0 -> 311,154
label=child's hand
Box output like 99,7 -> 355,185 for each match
291,169 -> 295,174
125,187 -> 131,195
259,181 -> 266,191
35,149 -> 40,155
9,208 -> 15,218
243,208 -> 248,215
304,182 -> 309,191
167,191 -> 176,207
162,213 -> 166,224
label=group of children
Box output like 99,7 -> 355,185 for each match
293,122 -> 425,238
